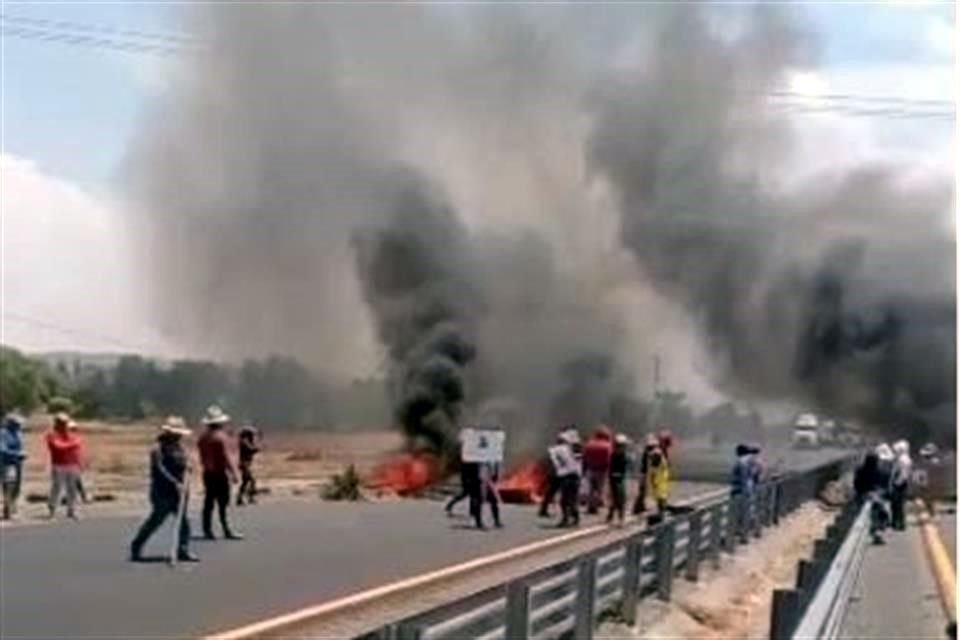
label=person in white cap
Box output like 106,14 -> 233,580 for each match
130,418 -> 198,562
197,406 -> 243,540
555,428 -> 583,528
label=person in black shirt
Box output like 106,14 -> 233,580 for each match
237,425 -> 260,506
607,434 -> 630,525
130,419 -> 198,562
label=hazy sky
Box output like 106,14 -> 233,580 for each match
2,0 -> 954,378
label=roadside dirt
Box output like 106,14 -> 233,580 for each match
598,502 -> 835,639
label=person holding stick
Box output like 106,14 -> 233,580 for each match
130,418 -> 199,563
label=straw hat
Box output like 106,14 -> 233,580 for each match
53,412 -> 71,424
201,405 -> 231,425
160,416 -> 192,437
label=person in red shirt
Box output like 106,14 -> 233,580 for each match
197,406 -> 243,540
46,413 -> 83,519
583,426 -> 613,515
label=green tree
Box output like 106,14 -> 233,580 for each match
0,346 -> 58,414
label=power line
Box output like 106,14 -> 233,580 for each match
769,102 -> 954,122
2,310 -> 160,353
0,13 -> 196,45
768,90 -> 953,109
1,24 -> 191,56
2,13 -> 953,122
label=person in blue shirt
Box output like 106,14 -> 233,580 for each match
1,412 -> 27,520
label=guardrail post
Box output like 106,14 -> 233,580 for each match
724,499 -> 737,553
505,580 -> 530,640
685,510 -> 703,582
772,482 -> 782,525
752,489 -> 763,539
395,622 -> 423,640
655,522 -> 676,601
621,535 -> 643,626
764,484 -> 775,527
795,559 -> 816,610
769,589 -> 800,640
709,503 -> 723,568
574,555 -> 597,640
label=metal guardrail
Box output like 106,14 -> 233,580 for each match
360,456 -> 855,640
768,497 -> 867,640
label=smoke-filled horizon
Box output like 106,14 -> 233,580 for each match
126,3 -> 955,451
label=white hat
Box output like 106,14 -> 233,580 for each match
875,443 -> 894,461
160,416 -> 192,437
54,412 -> 71,424
615,434 -> 629,445
562,429 -> 581,445
201,405 -> 231,425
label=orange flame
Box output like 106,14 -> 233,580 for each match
367,452 -> 441,496
498,460 -> 548,504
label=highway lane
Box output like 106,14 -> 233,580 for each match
2,483 -> 718,639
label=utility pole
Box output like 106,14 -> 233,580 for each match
653,355 -> 662,396
650,355 -> 662,433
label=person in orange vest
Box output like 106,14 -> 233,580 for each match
583,426 -> 613,515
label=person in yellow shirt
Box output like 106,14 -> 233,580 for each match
646,442 -> 671,523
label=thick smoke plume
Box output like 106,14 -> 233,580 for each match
128,4 -> 954,449
587,6 -> 955,441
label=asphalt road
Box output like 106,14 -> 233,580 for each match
2,483 -> 718,639
840,518 -> 949,639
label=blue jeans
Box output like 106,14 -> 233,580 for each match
2,461 -> 23,518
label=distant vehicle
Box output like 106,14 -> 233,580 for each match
792,413 -> 820,449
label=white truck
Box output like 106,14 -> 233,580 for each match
791,413 -> 820,449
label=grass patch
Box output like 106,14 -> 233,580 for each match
322,465 -> 362,501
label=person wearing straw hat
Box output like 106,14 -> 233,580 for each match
130,418 -> 199,562
197,405 -> 243,540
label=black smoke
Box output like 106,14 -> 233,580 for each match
587,5 -> 955,442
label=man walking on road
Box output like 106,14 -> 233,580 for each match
197,406 -> 243,540
538,430 -> 567,518
46,413 -> 83,520
553,429 -> 583,528
130,418 -> 199,562
471,460 -> 503,530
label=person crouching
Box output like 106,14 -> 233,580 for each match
130,418 -> 198,562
